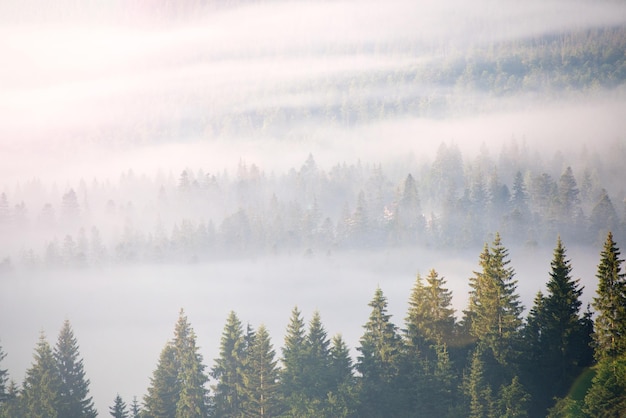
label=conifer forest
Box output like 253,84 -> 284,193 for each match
2,0 -> 626,417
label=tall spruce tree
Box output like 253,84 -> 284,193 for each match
465,233 -> 523,366
175,328 -> 209,418
22,334 -> 61,418
304,311 -> 332,404
109,394 -> 129,418
211,311 -> 246,418
144,310 -> 209,418
326,335 -> 357,417
583,357 -> 626,417
242,325 -> 281,418
143,344 -> 179,418
356,287 -> 407,417
280,307 -> 307,413
54,320 -> 97,418
524,237 -> 591,415
173,311 -> 209,418
592,231 -> 626,360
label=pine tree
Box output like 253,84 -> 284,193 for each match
326,335 -> 357,417
143,344 -> 180,418
130,396 -> 141,418
525,237 -> 590,414
406,269 -> 455,349
54,320 -> 97,418
356,287 -> 406,417
280,306 -> 307,412
497,376 -> 530,418
175,328 -> 209,418
243,325 -> 281,418
144,311 -> 209,418
109,394 -> 129,418
0,344 -> 8,404
465,348 -> 496,418
0,380 -> 22,417
211,311 -> 246,418
22,334 -> 61,418
466,233 -> 523,366
583,358 -> 626,417
592,231 -> 626,360
304,311 -> 332,403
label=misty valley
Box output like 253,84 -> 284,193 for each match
2,0 -> 626,417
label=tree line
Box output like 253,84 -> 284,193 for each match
2,231 -> 625,417
1,140 -> 625,271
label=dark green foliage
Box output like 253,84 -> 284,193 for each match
583,359 -> 626,417
497,376 -> 530,418
523,237 -> 592,415
211,311 -> 246,418
109,394 -> 129,418
592,232 -> 626,360
21,334 -> 62,418
54,320 -> 97,418
326,335 -> 357,417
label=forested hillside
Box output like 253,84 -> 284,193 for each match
1,232 -> 625,417
1,139 -> 625,271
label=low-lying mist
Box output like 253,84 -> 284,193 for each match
0,243 -> 600,414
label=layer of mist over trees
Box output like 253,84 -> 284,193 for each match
1,140 -> 625,271
1,232 -> 625,417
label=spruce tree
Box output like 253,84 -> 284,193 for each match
22,334 -> 61,418
356,287 -> 406,417
175,328 -> 209,418
465,348 -> 496,418
406,269 -> 455,349
280,306 -> 307,413
243,324 -> 281,418
0,380 -> 22,417
0,344 -> 8,404
326,335 -> 357,417
144,310 -> 209,418
524,237 -> 590,414
592,231 -> 626,360
466,233 -> 523,366
143,344 -> 180,418
130,396 -> 141,418
583,358 -> 626,417
211,311 -> 246,418
54,320 -> 97,418
304,311 -> 332,403
109,394 -> 129,418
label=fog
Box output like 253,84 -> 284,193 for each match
0,245 -> 600,413
1,0 -> 626,414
